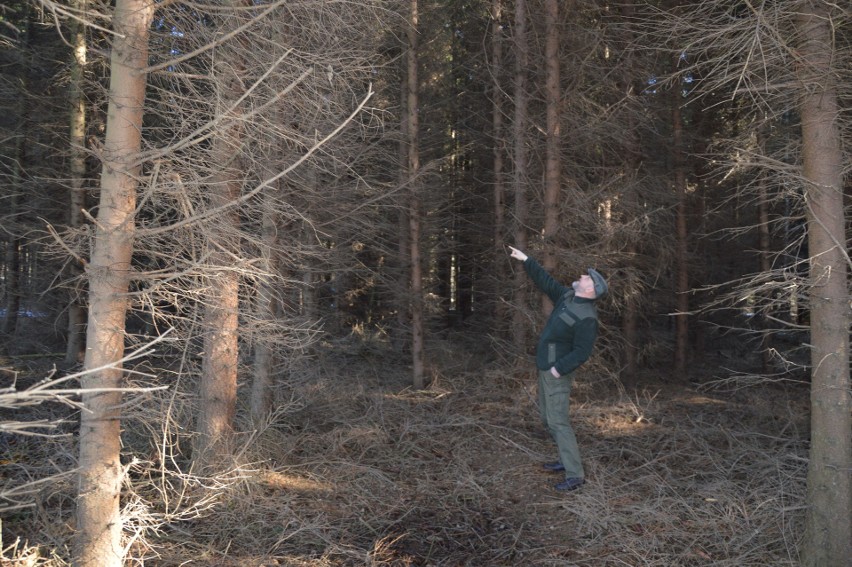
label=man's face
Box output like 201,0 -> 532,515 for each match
572,274 -> 596,297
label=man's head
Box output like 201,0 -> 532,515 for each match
573,268 -> 608,300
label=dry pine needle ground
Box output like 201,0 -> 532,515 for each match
1,339 -> 808,566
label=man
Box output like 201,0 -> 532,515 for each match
508,245 -> 607,492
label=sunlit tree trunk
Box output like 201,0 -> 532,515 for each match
510,0 -> 529,348
65,0 -> 89,365
797,3 -> 851,565
406,0 -> 425,388
74,0 -> 153,564
540,0 -> 561,317
194,12 -> 247,464
195,110 -> 242,468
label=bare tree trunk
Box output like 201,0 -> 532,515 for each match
670,75 -> 689,379
407,0 -> 425,388
510,0 -> 529,348
74,0 -> 152,564
193,9 -> 249,467
195,136 -> 242,467
619,1 -> 640,388
250,192 -> 280,425
796,3 -> 851,565
540,0 -> 560,318
490,0 -> 507,331
395,64 -> 411,352
250,110 -> 295,422
65,1 -> 89,365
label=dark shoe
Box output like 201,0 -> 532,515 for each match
554,477 -> 585,492
542,461 -> 566,472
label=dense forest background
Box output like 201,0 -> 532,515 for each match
0,0 -> 848,565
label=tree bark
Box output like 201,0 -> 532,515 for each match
65,0 -> 89,366
619,0 -> 640,388
540,0 -> 561,317
407,0 -> 425,388
195,119 -> 242,468
194,4 -> 252,467
74,0 -> 153,564
395,58 -> 411,352
510,0 -> 529,348
796,3 -> 851,565
490,0 -> 507,332
250,190 -> 280,425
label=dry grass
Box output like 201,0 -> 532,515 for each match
1,338 -> 808,566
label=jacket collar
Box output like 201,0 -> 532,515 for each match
563,289 -> 595,304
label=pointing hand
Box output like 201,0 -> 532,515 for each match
508,246 -> 528,262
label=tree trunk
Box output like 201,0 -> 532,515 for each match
510,0 -> 529,348
490,0 -> 507,332
797,3 -> 851,565
670,74 -> 689,379
195,129 -> 242,468
618,1 -> 640,388
194,5 -> 251,466
540,0 -> 561,317
407,0 -> 425,388
74,0 -> 152,564
65,1 -> 89,366
395,59 -> 410,352
250,191 -> 280,425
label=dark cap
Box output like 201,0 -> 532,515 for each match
587,268 -> 608,299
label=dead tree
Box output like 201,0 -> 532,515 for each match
73,0 -> 153,563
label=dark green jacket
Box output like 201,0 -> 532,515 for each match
524,257 -> 599,376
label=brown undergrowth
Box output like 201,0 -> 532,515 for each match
1,338 -> 809,566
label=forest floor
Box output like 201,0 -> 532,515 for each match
1,331 -> 810,566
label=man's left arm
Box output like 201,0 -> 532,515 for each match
551,318 -> 598,376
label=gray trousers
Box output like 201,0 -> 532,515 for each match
538,369 -> 584,479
